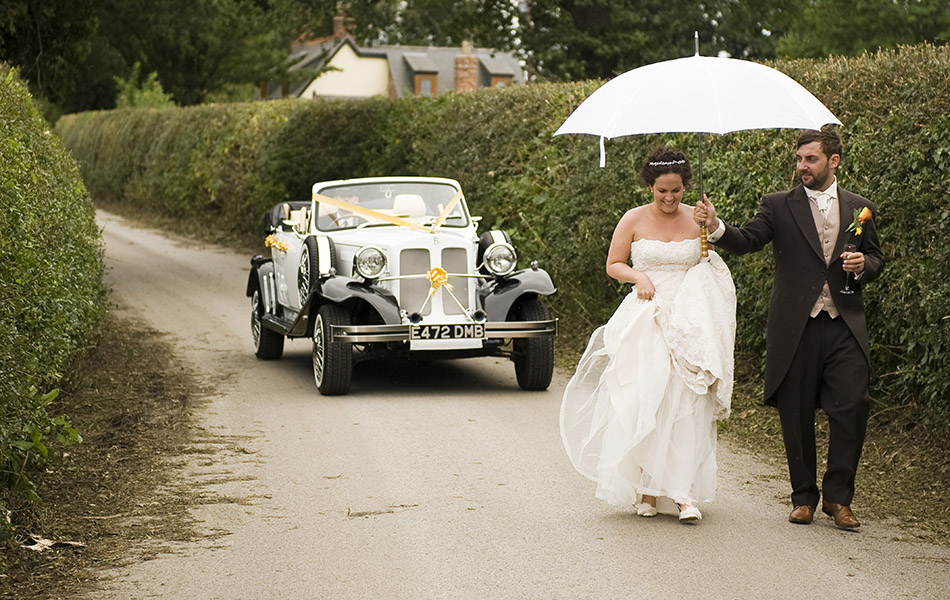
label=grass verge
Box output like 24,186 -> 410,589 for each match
0,310 -> 206,599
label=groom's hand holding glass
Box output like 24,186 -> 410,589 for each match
841,246 -> 865,275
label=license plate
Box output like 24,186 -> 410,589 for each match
410,323 -> 486,340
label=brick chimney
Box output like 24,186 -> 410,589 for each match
333,4 -> 353,42
454,41 -> 479,93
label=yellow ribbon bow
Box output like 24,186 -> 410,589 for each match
427,267 -> 452,291
264,234 -> 288,253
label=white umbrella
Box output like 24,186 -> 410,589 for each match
555,40 -> 840,255
555,53 -> 841,168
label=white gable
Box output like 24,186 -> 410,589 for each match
301,43 -> 390,99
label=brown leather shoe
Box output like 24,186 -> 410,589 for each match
788,505 -> 815,524
822,502 -> 861,529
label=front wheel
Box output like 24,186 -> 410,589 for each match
510,297 -> 554,391
251,289 -> 284,359
313,304 -> 352,395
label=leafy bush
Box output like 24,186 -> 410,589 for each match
0,64 -> 105,526
56,44 -> 950,429
114,62 -> 176,109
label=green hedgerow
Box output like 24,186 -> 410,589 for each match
1,64 -> 106,528
56,44 -> 950,431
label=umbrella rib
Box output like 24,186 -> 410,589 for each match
698,57 -> 725,134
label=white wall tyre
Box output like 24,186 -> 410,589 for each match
251,289 -> 284,359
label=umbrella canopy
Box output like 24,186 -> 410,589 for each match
555,54 -> 841,167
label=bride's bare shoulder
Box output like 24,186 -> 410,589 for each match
619,205 -> 649,223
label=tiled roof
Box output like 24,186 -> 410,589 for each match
264,37 -> 524,99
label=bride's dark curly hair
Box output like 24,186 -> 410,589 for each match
641,147 -> 692,187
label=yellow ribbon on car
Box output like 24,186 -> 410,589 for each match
427,266 -> 451,290
430,189 -> 464,230
312,190 -> 465,233
419,266 -> 469,315
313,192 -> 429,232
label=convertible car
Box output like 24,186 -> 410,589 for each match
247,176 -> 557,395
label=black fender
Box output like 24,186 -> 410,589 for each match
479,268 -> 557,321
246,255 -> 274,297
317,277 -> 402,324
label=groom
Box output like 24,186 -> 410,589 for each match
694,128 -> 884,529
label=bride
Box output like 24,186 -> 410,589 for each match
560,147 -> 736,522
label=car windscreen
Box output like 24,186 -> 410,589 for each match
314,182 -> 468,231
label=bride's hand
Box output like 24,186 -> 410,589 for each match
633,273 -> 656,300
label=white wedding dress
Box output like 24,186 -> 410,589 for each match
560,238 -> 736,507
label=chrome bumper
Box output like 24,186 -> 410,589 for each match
330,319 -> 558,343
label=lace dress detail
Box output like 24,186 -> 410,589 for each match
560,238 -> 736,506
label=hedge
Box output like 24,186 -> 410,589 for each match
56,44 -> 950,428
0,65 -> 106,517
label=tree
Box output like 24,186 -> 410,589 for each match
776,0 -> 950,58
0,0 -> 100,113
0,0 -> 307,114
290,0 -> 519,50
114,62 -> 176,108
376,0 -> 519,48
519,0 -> 715,81
94,0 -> 297,105
515,0 -> 810,81
710,0 -> 804,59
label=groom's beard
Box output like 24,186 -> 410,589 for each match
798,164 -> 832,190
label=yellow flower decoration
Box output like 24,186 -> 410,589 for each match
846,206 -> 872,236
264,234 -> 288,253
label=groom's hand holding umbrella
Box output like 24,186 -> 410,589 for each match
694,196 -> 719,232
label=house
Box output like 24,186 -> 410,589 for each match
260,14 -> 524,100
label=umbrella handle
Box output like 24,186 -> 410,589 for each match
700,223 -> 708,258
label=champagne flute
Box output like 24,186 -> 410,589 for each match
840,243 -> 857,295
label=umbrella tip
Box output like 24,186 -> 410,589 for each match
694,31 -> 700,56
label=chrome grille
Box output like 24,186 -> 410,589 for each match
400,248 -> 431,315
441,248 -> 468,315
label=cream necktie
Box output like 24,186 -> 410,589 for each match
815,192 -> 833,218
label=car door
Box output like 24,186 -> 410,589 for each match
271,225 -> 305,310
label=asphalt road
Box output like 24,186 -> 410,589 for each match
88,210 -> 950,599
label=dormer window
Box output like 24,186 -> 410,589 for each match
415,74 -> 438,97
490,76 -> 512,88
405,53 -> 439,97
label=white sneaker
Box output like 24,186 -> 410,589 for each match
635,503 -> 658,517
678,505 -> 702,521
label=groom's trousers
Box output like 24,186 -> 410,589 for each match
774,310 -> 871,508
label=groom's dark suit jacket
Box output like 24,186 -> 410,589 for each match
714,184 -> 884,405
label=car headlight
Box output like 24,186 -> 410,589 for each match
354,246 -> 386,279
483,242 -> 517,276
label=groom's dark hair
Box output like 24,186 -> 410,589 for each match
797,127 -> 843,160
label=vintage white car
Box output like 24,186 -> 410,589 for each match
247,176 -> 557,395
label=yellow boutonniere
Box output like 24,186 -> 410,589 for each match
264,234 -> 288,252
846,206 -> 872,236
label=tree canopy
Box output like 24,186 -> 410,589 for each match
777,0 -> 950,58
1,0 -> 947,116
